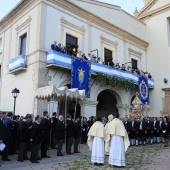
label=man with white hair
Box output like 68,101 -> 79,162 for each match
56,115 -> 65,156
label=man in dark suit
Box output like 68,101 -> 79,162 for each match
17,115 -> 30,162
51,41 -> 61,51
11,115 -> 19,154
0,111 -> 5,167
2,112 -> 13,161
41,111 -> 51,158
74,116 -> 81,153
153,117 -> 160,143
56,115 -> 65,156
139,118 -> 148,145
130,117 -> 139,146
148,117 -> 154,144
51,112 -> 58,149
124,117 -> 132,140
66,114 -> 75,154
30,115 -> 42,163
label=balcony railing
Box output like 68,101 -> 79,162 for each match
9,54 -> 27,74
46,50 -> 154,88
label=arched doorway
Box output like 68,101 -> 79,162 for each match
97,90 -> 118,118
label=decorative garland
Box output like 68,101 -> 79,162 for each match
96,73 -> 137,92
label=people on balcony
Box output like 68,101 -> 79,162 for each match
148,73 -> 152,79
140,70 -> 145,76
145,72 -> 148,78
51,41 -> 61,52
121,64 -> 126,71
49,42 -> 153,79
126,66 -> 132,72
86,53 -> 91,61
97,57 -> 102,64
92,55 -> 97,62
115,63 -> 120,69
108,58 -> 115,67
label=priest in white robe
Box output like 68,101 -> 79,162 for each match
87,117 -> 105,165
106,112 -> 130,167
105,114 -> 113,156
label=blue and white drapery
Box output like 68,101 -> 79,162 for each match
47,50 -> 154,88
9,54 -> 27,72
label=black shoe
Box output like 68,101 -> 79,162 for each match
74,151 -> 80,153
67,152 -> 73,155
17,159 -> 24,162
99,163 -> 103,166
31,161 -> 40,163
57,153 -> 63,156
42,156 -> 50,158
51,147 -> 57,149
2,158 -> 11,161
37,157 -> 42,160
23,157 -> 29,160
94,163 -> 99,165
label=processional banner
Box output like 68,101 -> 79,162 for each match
138,76 -> 149,104
71,57 -> 91,98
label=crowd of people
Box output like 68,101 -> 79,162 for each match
51,40 -> 152,79
0,111 -> 84,166
87,114 -> 170,167
122,116 -> 170,147
1,109 -> 169,168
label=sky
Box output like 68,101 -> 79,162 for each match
0,0 -> 144,20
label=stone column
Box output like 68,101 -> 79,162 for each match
79,100 -> 98,118
116,104 -> 126,118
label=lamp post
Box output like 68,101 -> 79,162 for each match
11,88 -> 20,115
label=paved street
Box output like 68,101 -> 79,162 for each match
1,143 -> 170,170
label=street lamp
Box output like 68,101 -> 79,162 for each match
11,88 -> 20,115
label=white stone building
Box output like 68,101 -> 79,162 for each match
0,0 -> 158,118
136,0 -> 170,117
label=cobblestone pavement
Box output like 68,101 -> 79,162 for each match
1,143 -> 170,170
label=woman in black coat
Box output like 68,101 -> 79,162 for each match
162,117 -> 170,147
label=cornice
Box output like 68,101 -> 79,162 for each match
15,16 -> 32,32
60,17 -> 85,33
135,0 -> 157,18
138,3 -> 170,20
136,0 -> 170,21
128,48 -> 142,58
100,35 -> 118,48
47,0 -> 149,49
0,0 -> 41,34
75,0 -> 120,10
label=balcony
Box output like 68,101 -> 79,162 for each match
46,50 -> 154,88
9,54 -> 27,74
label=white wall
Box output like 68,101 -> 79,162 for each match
146,10 -> 170,116
70,0 -> 147,41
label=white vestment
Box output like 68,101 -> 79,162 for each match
108,135 -> 126,166
91,136 -> 105,164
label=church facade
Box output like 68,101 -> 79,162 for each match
0,0 -> 167,118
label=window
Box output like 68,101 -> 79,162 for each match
167,17 -> 170,45
104,48 -> 112,65
20,33 -> 27,55
66,34 -> 78,53
131,58 -> 138,69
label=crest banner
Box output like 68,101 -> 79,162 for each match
138,76 -> 149,104
71,57 -> 91,98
